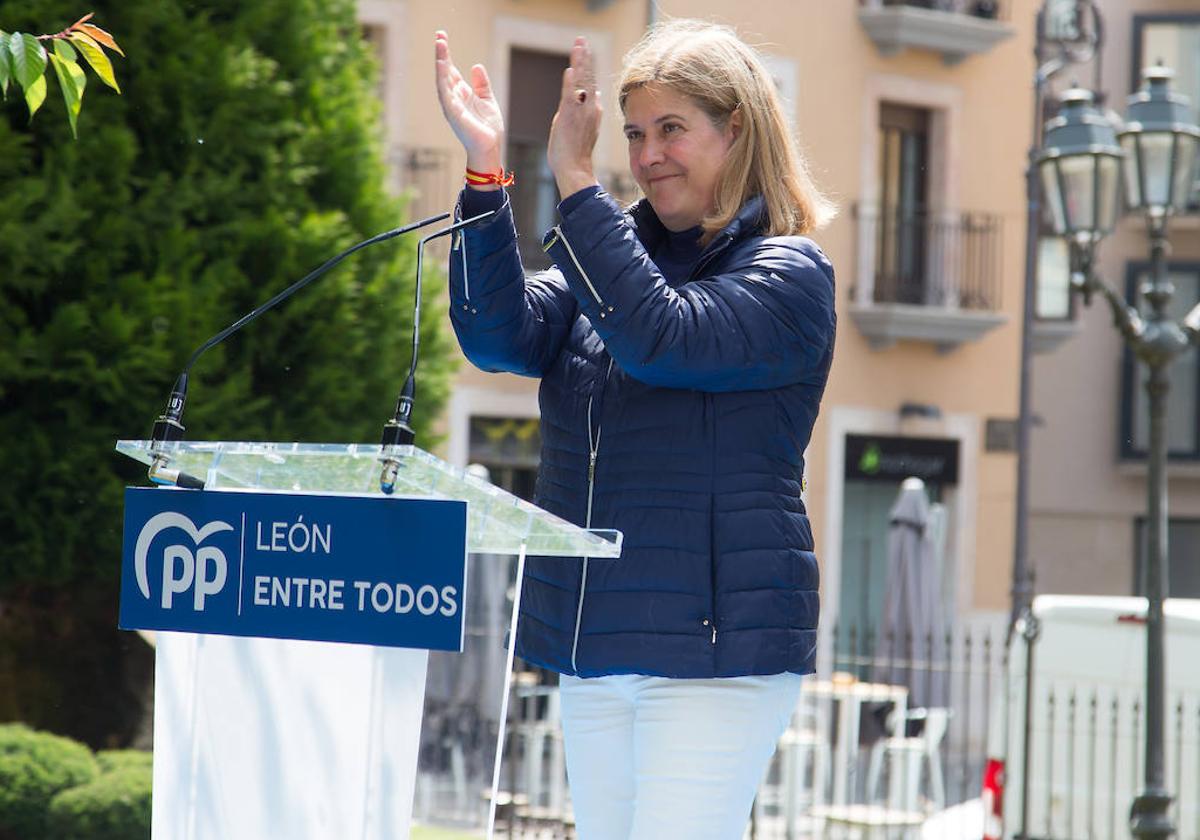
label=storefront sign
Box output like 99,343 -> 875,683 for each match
844,434 -> 959,485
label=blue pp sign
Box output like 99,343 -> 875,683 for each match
119,487 -> 467,651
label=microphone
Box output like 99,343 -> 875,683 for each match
146,212 -> 452,489
379,210 -> 496,494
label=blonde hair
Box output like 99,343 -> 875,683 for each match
618,20 -> 836,242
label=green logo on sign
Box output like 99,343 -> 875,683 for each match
859,443 -> 882,475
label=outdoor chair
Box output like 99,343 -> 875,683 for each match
864,706 -> 952,813
753,695 -> 832,838
512,675 -> 568,816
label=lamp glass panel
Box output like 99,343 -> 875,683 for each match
1171,134 -> 1199,211
1058,153 -> 1098,234
1137,131 -> 1176,209
1040,159 -> 1068,234
1097,154 -> 1121,233
1121,133 -> 1143,208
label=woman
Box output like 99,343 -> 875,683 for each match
435,20 -> 836,839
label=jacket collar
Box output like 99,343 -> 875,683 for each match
628,194 -> 768,255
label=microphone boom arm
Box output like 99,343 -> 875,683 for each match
146,211 -> 453,488
380,210 -> 496,494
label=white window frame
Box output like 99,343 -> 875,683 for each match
356,0 -> 408,146
857,73 -> 963,307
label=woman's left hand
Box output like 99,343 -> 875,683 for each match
547,37 -> 602,198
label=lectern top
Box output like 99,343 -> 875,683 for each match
116,440 -> 621,559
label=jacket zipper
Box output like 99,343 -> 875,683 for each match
687,233 -> 735,284
704,391 -> 718,647
459,229 -> 471,307
548,226 -> 612,317
451,227 -> 474,312
570,357 -> 614,673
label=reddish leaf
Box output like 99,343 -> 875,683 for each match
78,23 -> 122,57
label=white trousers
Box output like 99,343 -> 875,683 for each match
559,672 -> 802,840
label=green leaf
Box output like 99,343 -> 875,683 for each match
49,52 -> 86,138
68,32 -> 119,93
24,73 -> 46,120
0,34 -> 10,98
9,33 -> 47,92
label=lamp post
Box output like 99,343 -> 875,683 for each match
1011,0 -> 1104,635
1039,65 -> 1200,840
1010,7 -> 1104,837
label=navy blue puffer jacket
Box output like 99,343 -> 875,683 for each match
448,189 -> 835,678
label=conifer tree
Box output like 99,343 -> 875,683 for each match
0,0 -> 456,745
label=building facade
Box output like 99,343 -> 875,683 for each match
358,0 -> 1041,662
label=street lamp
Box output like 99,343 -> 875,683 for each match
1044,64 -> 1200,840
1011,0 -> 1104,638
1009,9 -> 1106,838
1036,86 -> 1123,289
1121,65 -> 1200,223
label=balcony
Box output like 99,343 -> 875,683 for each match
508,141 -> 641,271
390,145 -> 455,222
850,205 -> 1007,352
858,0 -> 1016,65
390,143 -> 641,270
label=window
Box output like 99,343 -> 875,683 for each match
468,416 -> 540,501
360,24 -> 386,102
1133,15 -> 1200,212
506,48 -> 570,272
1133,517 -> 1200,599
1043,0 -> 1085,43
876,103 -> 931,305
1035,235 -> 1073,320
1120,263 -> 1200,459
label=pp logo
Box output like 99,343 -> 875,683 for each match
134,512 -> 233,610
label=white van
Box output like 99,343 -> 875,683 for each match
983,596 -> 1200,840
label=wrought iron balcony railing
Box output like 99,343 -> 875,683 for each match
870,0 -> 1010,22
856,205 -> 1003,312
390,145 -> 455,223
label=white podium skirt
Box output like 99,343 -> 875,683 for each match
152,632 -> 428,840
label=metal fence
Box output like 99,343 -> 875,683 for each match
412,614 -> 1011,840
743,617 -> 1006,840
411,610 -> 1200,840
998,680 -> 1200,840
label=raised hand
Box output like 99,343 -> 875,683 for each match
547,36 -> 602,198
434,30 -> 505,177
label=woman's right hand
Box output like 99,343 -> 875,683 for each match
434,31 -> 505,177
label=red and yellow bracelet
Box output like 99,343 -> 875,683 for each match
465,167 -> 515,187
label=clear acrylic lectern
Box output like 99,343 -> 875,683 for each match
117,439 -> 620,840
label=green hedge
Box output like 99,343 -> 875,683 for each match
96,749 -> 153,775
0,723 -> 100,840
47,764 -> 152,840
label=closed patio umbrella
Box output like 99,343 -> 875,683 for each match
874,477 -> 948,709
